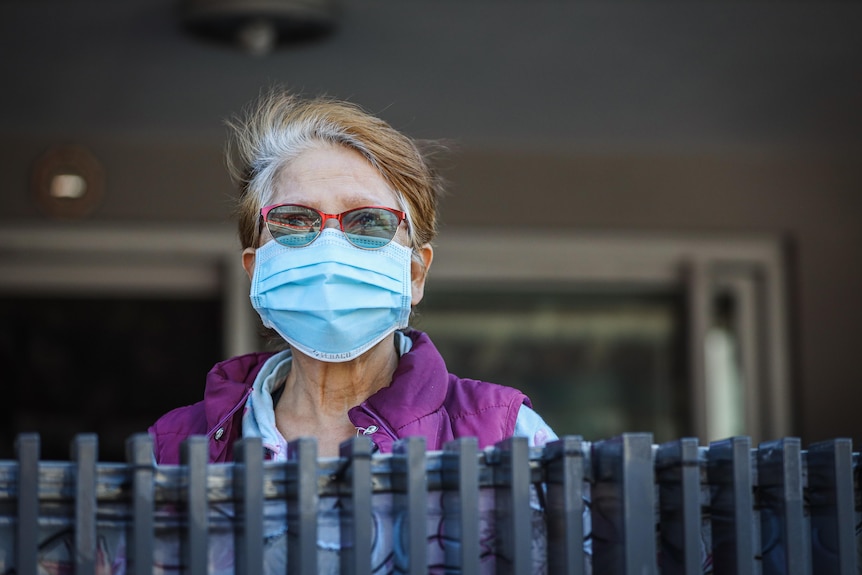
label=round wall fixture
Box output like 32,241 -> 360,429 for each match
31,145 -> 105,220
179,0 -> 337,56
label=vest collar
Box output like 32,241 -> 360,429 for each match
203,351 -> 275,455
348,329 -> 449,440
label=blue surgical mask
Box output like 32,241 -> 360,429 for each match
250,229 -> 413,362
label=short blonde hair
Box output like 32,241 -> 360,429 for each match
226,89 -> 444,251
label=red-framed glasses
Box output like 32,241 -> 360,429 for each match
259,204 -> 407,249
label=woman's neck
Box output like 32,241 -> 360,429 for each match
273,335 -> 399,454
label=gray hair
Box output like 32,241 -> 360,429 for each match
226,90 -> 443,251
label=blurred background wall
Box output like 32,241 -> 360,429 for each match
0,0 -> 860,460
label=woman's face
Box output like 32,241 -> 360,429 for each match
242,143 -> 433,305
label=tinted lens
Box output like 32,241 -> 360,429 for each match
266,205 -> 321,247
342,207 -> 401,249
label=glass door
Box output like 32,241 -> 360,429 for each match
423,230 -> 791,445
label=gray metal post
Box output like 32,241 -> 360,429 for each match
73,434 -> 98,575
233,437 -> 264,575
493,436 -> 532,575
807,438 -> 857,575
442,437 -> 480,575
15,433 -> 39,575
127,433 -> 155,575
339,436 -> 373,575
656,437 -> 702,575
286,437 -> 319,575
393,437 -> 428,575
543,436 -> 586,575
757,438 -> 810,575
592,433 -> 657,575
180,436 -> 209,575
621,434 -> 657,575
706,436 -> 755,575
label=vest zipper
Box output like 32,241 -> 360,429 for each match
208,387 -> 253,439
355,404 -> 398,440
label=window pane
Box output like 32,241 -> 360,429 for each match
414,288 -> 688,443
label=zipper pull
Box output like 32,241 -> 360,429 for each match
356,425 -> 378,436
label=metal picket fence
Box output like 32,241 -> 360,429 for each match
1,432 -> 858,575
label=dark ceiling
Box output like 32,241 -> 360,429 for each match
1,0 -> 861,155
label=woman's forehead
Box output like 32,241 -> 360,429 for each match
272,145 -> 398,208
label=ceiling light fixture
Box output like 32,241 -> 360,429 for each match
179,0 -> 337,56
31,145 -> 105,220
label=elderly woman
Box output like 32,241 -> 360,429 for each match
149,90 -> 557,463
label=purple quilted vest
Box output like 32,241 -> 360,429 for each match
150,330 -> 529,463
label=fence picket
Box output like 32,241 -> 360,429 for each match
392,436 -> 428,575
442,437 -> 480,574
72,434 -> 98,575
234,437 -> 264,575
758,438 -> 810,575
593,433 -> 657,575
127,433 -> 155,575
15,433 -> 39,575
807,438 -> 857,575
543,435 -> 586,575
181,435 -> 209,575
287,437 -> 319,575
707,436 -> 756,575
493,436 -> 532,575
656,437 -> 702,575
339,436 -> 373,575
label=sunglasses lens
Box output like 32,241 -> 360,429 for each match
265,206 -> 321,247
342,208 -> 401,249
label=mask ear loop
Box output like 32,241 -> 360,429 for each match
393,192 -> 416,249
392,195 -> 428,273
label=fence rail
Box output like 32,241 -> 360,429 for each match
1,432 -> 858,574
